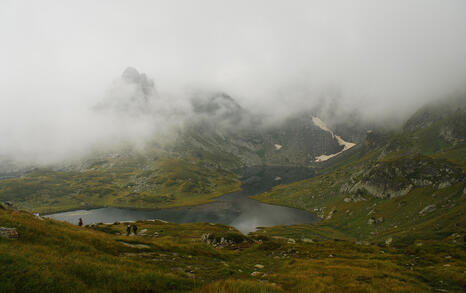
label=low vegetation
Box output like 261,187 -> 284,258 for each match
1,208 -> 464,292
0,158 -> 241,213
1,99 -> 464,292
253,107 -> 465,248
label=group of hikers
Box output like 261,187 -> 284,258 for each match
126,224 -> 138,236
78,218 -> 138,236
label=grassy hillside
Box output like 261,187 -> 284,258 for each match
253,106 -> 466,246
1,207 -> 465,292
0,158 -> 241,213
1,99 -> 464,292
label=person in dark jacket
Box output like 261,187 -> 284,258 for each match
132,224 -> 138,235
126,225 -> 131,236
78,218 -> 83,227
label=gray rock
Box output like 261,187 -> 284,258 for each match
287,238 -> 296,244
0,227 -> 19,240
385,237 -> 393,246
438,181 -> 452,189
326,209 -> 337,220
419,204 -> 436,215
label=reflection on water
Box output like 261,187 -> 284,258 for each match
47,167 -> 320,234
47,192 -> 319,234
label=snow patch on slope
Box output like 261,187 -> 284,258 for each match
311,117 -> 332,133
312,116 -> 356,162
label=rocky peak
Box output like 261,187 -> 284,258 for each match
121,67 -> 155,97
191,92 -> 246,126
121,67 -> 141,83
192,93 -> 242,115
95,67 -> 157,114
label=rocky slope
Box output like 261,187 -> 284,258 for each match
253,96 -> 466,246
176,92 -> 346,168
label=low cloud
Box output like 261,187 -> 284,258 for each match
1,0 -> 465,163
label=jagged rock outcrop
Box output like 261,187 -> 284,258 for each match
340,155 -> 464,199
0,201 -> 14,210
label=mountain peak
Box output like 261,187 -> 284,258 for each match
94,67 -> 157,114
121,67 -> 141,83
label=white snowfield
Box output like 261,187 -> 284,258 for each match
312,116 -> 356,162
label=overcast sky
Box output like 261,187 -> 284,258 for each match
1,0 -> 466,162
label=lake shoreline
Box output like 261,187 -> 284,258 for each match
46,190 -> 320,234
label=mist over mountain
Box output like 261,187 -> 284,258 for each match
1,3 -> 466,291
1,1 -> 466,166
95,67 -> 158,115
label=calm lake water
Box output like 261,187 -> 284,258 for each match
47,167 -> 320,234
47,192 -> 319,234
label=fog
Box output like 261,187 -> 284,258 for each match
1,0 -> 466,163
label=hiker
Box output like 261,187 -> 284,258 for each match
133,224 -> 138,235
78,218 -> 83,227
126,225 -> 131,236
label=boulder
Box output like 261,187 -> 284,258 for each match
0,227 -> 19,240
0,201 -> 15,210
326,209 -> 337,220
385,237 -> 393,246
254,264 -> 264,269
287,238 -> 296,244
200,233 -> 244,247
438,181 -> 452,189
419,204 -> 436,215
